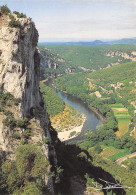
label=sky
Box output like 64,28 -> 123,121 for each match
1,0 -> 136,42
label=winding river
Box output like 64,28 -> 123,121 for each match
57,91 -> 102,131
46,79 -> 103,141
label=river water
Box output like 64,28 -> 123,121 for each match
57,91 -> 102,131
46,80 -> 102,141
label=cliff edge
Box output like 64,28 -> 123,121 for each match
0,9 -> 57,194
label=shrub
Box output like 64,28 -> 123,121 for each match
13,11 -> 26,18
94,145 -> 103,154
16,144 -> 50,180
43,137 -> 49,144
0,105 -> 5,112
36,141 -> 42,146
2,116 -> 16,128
22,129 -> 31,138
9,15 -> 21,28
3,110 -> 13,117
69,131 -> 76,138
11,133 -> 21,139
0,5 -> 11,15
20,139 -> 27,145
13,98 -> 21,106
16,118 -> 29,128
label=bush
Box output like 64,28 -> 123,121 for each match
11,133 -> 21,139
13,98 -> 21,106
94,145 -> 103,154
69,131 -> 76,138
22,129 -> 31,138
20,139 -> 27,145
0,5 -> 11,15
9,15 -> 21,28
2,116 -> 16,128
36,141 -> 42,146
43,137 -> 49,144
0,105 -> 5,112
13,11 -> 26,18
3,110 -> 13,117
16,118 -> 29,128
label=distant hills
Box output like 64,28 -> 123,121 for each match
39,38 -> 136,46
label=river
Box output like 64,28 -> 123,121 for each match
45,79 -> 102,142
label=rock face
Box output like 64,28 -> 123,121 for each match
105,51 -> 136,61
0,13 -> 56,192
40,48 -> 75,78
0,15 -> 42,116
40,50 -> 58,70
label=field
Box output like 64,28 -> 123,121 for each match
110,104 -> 131,136
100,145 -> 130,160
122,157 -> 136,172
89,144 -> 130,161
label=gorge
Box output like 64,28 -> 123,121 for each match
0,5 -> 136,195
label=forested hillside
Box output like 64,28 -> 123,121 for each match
44,45 -> 136,72
39,44 -> 136,194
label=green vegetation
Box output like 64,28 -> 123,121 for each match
39,46 -> 73,79
45,45 -> 136,70
0,5 -> 11,15
55,73 -> 118,132
9,14 -> 21,28
108,150 -> 130,161
13,11 -> 26,18
69,131 -> 76,138
94,145 -> 103,154
1,144 -> 50,194
40,82 -> 65,116
100,145 -> 130,160
0,5 -> 26,28
47,45 -> 136,193
87,61 -> 136,103
50,104 -> 83,132
110,104 -> 131,136
43,137 -> 49,144
122,157 -> 136,171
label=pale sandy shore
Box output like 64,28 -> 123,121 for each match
58,116 -> 86,142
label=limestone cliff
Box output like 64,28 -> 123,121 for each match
0,12 -> 57,193
40,47 -> 75,79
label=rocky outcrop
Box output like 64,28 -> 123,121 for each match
40,48 -> 75,77
105,50 -> 136,61
0,13 -> 57,193
0,15 -> 42,116
40,49 -> 62,70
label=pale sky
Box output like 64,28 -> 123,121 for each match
1,0 -> 136,42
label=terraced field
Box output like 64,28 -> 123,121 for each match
99,145 -> 130,160
122,156 -> 136,172
110,104 -> 131,136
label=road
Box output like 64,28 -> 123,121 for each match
116,152 -> 136,165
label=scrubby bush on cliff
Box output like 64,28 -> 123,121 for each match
1,144 -> 50,194
11,133 -> 21,139
13,11 -> 26,18
2,116 -> 16,128
43,137 -> 49,144
16,118 -> 29,128
0,5 -> 11,15
9,14 -> 21,28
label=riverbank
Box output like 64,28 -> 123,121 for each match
58,115 -> 86,141
88,106 -> 107,123
53,84 -> 106,124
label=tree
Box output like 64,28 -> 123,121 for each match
94,145 -> 102,154
0,5 -> 11,15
